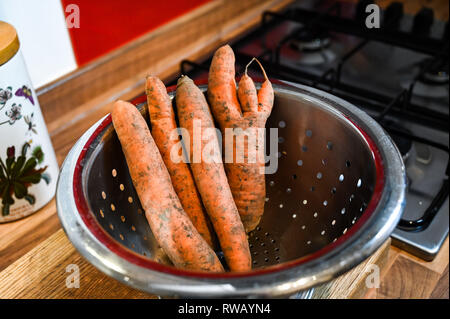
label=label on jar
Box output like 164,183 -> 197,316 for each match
0,49 -> 59,222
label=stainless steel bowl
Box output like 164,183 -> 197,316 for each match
56,81 -> 406,298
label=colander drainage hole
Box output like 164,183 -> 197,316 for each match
119,184 -> 125,191
297,160 -> 303,166
322,159 -> 327,166
292,214 -> 297,219
269,181 -> 275,186
321,230 -> 326,235
323,200 -> 328,206
303,200 -> 308,205
291,174 -> 297,180
357,178 -> 362,187
341,208 -> 346,214
101,191 -> 106,200
112,169 -> 117,177
302,145 -> 308,152
286,188 -> 292,194
331,187 -> 337,194
316,172 -> 322,179
313,212 -> 318,218
339,174 -> 345,182
278,121 -> 286,128
264,258 -> 269,262
327,141 -> 333,150
306,129 -> 312,137
306,240 -> 312,245
346,160 -> 351,168
274,247 -> 280,252
278,137 -> 285,143
310,186 -> 315,192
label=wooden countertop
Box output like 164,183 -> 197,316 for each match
0,0 -> 448,299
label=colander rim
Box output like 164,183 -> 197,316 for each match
57,81 -> 406,296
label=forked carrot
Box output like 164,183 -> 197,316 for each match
112,100 -> 223,272
208,45 -> 274,232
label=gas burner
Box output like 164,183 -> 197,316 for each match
421,58 -> 449,85
403,80 -> 449,99
290,28 -> 336,65
291,29 -> 331,52
400,58 -> 449,99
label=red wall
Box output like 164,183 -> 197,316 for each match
61,0 -> 211,66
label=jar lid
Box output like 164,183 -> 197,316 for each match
0,21 -> 20,66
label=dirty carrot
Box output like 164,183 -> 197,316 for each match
176,76 -> 251,272
208,45 -> 274,232
145,76 -> 217,249
111,100 -> 223,272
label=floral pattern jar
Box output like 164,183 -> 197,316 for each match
0,21 -> 59,222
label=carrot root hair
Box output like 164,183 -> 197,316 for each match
244,57 -> 268,81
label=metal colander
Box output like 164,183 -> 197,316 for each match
57,81 -> 406,298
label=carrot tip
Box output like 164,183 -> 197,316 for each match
177,75 -> 192,86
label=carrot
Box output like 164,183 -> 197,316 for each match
145,76 -> 217,249
176,76 -> 251,272
111,100 -> 224,272
208,45 -> 274,232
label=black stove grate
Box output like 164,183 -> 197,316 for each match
170,1 -> 449,236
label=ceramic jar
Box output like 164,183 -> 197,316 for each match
0,21 -> 59,222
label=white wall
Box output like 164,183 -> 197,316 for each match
0,0 -> 77,88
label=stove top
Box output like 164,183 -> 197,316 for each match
169,0 -> 449,260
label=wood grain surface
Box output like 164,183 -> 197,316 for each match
0,0 -> 448,299
0,229 -> 389,299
